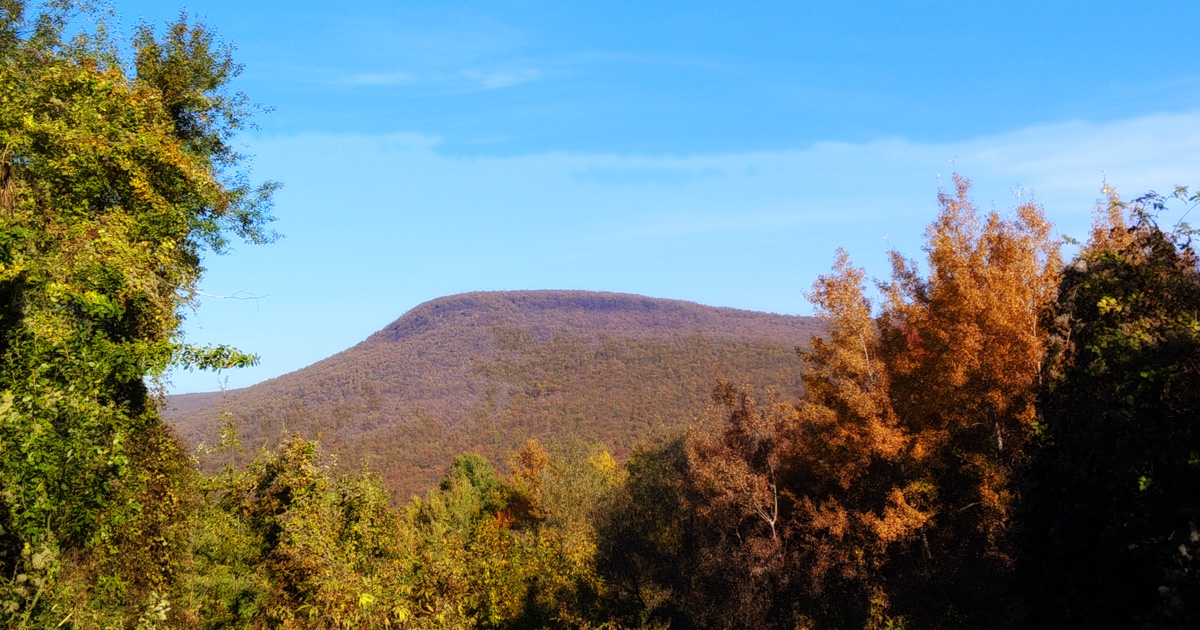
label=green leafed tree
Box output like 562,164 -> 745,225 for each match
0,1 -> 275,623
1015,187 -> 1200,628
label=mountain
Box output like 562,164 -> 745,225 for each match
162,290 -> 823,498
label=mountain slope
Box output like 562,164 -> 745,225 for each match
164,290 -> 823,497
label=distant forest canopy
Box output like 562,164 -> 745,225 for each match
1,1 -> 1199,628
163,290 -> 822,497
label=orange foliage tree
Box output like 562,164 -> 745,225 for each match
878,174 -> 1060,623
776,248 -> 927,627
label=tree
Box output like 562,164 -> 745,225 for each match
0,1 -> 275,623
594,437 -> 701,629
1016,187 -> 1200,628
875,175 -> 1059,627
779,249 -> 925,629
192,437 -> 401,627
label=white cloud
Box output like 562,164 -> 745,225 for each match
341,68 -> 541,91
461,68 -> 540,90
344,70 -> 419,86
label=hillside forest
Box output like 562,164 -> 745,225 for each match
1,3 -> 1199,629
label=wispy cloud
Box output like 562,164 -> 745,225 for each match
344,70 -> 419,86
340,67 -> 541,91
571,165 -> 721,186
461,69 -> 540,90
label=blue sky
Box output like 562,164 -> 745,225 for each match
98,1 -> 1200,393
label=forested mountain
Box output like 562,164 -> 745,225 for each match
163,290 -> 823,496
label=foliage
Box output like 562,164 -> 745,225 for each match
0,0 -> 274,624
591,176 -> 1061,630
179,436 -> 620,630
401,442 -> 617,630
781,249 -> 925,629
593,251 -> 921,630
594,437 -> 702,628
877,175 -> 1060,627
1015,187 -> 1200,628
183,436 -> 402,628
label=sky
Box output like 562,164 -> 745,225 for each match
93,1 -> 1200,393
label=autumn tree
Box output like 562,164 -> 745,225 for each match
505,440 -> 618,628
878,175 -> 1060,625
683,383 -> 794,628
769,249 -> 926,629
384,444 -> 619,630
593,252 -> 923,629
